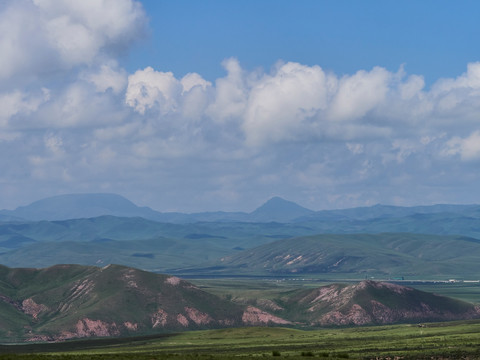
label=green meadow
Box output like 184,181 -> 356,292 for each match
1,320 -> 480,359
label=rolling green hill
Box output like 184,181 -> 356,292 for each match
193,233 -> 480,278
0,216 -> 319,271
268,280 -> 480,326
0,264 -> 255,342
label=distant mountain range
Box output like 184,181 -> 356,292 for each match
2,192 -> 479,223
3,193 -> 480,277
0,264 -> 477,342
0,194 -> 314,223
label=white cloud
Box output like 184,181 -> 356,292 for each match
243,62 -> 332,145
429,62 -> 480,123
432,62 -> 480,94
82,63 -> 127,94
398,74 -> 425,100
328,67 -> 391,122
0,90 -> 47,127
125,67 -> 182,115
181,73 -> 211,94
444,131 -> 480,161
35,0 -> 146,65
0,0 -> 146,81
125,67 -> 214,124
206,58 -> 248,122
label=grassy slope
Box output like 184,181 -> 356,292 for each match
205,233 -> 480,278
0,238 -> 233,270
0,265 -> 246,341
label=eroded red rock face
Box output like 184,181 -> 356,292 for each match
22,298 -> 48,320
57,319 -> 121,341
242,306 -> 291,325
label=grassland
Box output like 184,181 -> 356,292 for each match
1,320 -> 480,359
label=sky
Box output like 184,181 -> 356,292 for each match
1,0 -> 480,213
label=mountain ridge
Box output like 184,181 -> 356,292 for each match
2,193 -> 480,224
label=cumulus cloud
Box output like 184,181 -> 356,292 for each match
328,67 -> 391,122
3,1 -> 480,211
243,62 -> 333,145
125,67 -> 182,115
206,58 -> 248,122
0,0 -> 146,81
123,59 -> 480,148
444,131 -> 480,161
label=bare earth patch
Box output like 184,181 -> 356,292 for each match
185,306 -> 213,325
242,306 -> 291,325
74,318 -> 120,338
165,276 -> 182,285
22,298 -> 48,320
177,314 -> 189,326
151,309 -> 168,328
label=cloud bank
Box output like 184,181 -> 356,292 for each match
1,0 -> 480,211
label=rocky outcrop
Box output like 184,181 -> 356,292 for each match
242,306 -> 291,325
58,318 -> 121,340
22,298 -> 48,320
151,309 -> 168,328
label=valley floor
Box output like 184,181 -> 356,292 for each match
1,320 -> 480,359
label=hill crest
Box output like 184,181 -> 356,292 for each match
0,264 -> 289,342
255,280 -> 480,326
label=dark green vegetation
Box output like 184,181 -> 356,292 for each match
2,321 -> 480,359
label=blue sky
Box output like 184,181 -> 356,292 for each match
1,0 -> 480,212
129,0 -> 480,85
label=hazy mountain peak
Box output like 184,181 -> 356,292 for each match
4,193 -> 158,221
250,197 -> 314,222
